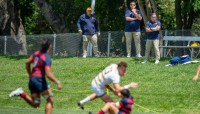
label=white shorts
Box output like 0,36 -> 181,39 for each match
91,80 -> 105,96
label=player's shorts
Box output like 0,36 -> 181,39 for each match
29,76 -> 49,94
91,80 -> 105,96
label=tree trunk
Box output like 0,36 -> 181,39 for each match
137,0 -> 148,24
124,0 -> 128,10
187,0 -> 195,29
175,0 -> 184,55
33,0 -> 67,33
0,0 -> 27,55
145,0 -> 152,19
187,8 -> 194,29
175,0 -> 182,30
150,0 -> 158,18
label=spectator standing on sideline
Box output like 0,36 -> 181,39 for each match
125,1 -> 142,58
77,7 -> 100,58
142,13 -> 161,64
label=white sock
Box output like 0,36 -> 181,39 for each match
80,96 -> 90,104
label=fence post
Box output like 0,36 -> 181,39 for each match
4,36 -> 7,55
107,31 -> 111,57
163,30 -> 168,57
53,34 -> 56,56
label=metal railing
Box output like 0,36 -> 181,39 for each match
0,30 -> 200,58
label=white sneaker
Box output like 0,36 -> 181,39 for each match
9,87 -> 23,97
136,54 -> 142,58
77,102 -> 84,110
141,60 -> 148,64
83,55 -> 86,58
95,54 -> 100,58
127,54 -> 131,58
155,60 -> 159,64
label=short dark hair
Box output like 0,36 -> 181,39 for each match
121,89 -> 131,98
118,61 -> 128,68
41,38 -> 51,52
130,1 -> 136,5
151,13 -> 157,17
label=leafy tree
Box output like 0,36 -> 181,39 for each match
0,0 -> 27,55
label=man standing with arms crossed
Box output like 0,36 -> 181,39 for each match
77,7 -> 100,58
142,13 -> 161,64
125,1 -> 143,58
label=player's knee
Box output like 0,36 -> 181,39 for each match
43,94 -> 53,100
33,98 -> 40,108
33,103 -> 40,108
105,102 -> 111,106
47,97 -> 53,102
46,96 -> 53,105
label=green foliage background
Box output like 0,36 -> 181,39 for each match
15,0 -> 200,34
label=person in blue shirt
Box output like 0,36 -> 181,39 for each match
77,7 -> 100,58
125,1 -> 142,58
142,13 -> 161,64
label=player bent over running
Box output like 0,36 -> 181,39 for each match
97,89 -> 134,114
9,38 -> 62,114
78,61 -> 137,109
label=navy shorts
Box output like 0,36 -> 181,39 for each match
29,76 -> 49,94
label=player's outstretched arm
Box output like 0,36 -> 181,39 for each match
193,65 -> 200,81
113,82 -> 138,92
45,68 -> 62,90
25,57 -> 33,78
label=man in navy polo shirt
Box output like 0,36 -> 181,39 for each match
125,1 -> 142,58
142,13 -> 161,64
77,7 -> 100,58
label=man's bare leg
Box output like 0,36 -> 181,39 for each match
78,93 -> 97,109
97,102 -> 119,114
42,89 -> 53,114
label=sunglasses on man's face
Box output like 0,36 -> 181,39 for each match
130,4 -> 136,6
151,16 -> 157,18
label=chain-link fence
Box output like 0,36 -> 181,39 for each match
0,30 -> 200,57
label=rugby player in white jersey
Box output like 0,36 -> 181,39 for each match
77,61 -> 138,109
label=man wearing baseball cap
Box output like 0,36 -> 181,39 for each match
77,7 -> 100,58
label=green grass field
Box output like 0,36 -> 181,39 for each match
1,55 -> 200,114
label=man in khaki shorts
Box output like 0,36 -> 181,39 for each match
77,7 -> 100,58
125,1 -> 142,58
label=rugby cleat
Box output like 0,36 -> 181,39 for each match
9,87 -> 23,97
77,102 -> 84,110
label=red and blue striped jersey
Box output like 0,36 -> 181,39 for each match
29,51 -> 51,78
118,96 -> 134,114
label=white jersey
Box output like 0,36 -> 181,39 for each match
92,64 -> 120,88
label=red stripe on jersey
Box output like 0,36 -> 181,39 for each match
30,51 -> 50,78
119,102 -> 123,107
127,99 -> 134,103
126,104 -> 132,109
